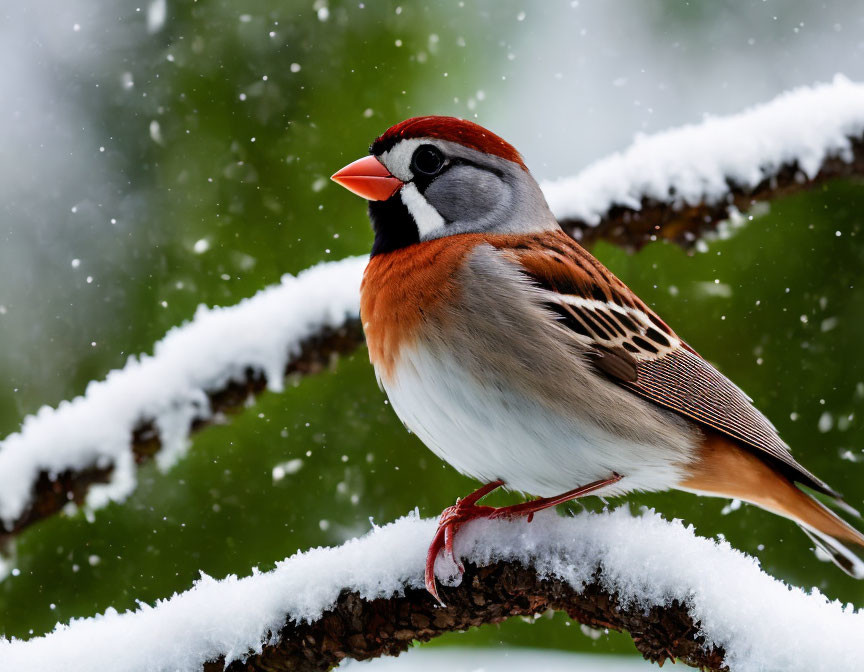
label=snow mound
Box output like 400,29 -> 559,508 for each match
1,508 -> 862,672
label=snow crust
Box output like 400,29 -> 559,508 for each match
541,75 -> 864,225
0,256 -> 367,527
2,508 -> 862,672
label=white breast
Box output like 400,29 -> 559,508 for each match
380,342 -> 689,498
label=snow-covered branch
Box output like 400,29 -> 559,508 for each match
3,508 -> 862,672
4,77 -> 864,542
0,256 -> 366,542
546,75 -> 864,249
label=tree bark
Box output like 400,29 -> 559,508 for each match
204,560 -> 725,672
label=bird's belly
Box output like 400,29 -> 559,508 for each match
381,344 -> 687,497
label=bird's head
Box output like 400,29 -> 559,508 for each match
331,116 -> 558,256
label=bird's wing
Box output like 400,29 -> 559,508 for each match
486,230 -> 840,498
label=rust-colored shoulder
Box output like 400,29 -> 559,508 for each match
360,235 -> 486,380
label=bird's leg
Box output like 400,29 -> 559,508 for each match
488,472 -> 622,522
425,473 -> 622,604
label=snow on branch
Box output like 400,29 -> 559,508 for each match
0,256 -> 366,542
4,77 -> 864,543
545,75 -> 864,249
3,508 -> 862,672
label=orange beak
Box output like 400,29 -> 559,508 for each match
331,155 -> 404,201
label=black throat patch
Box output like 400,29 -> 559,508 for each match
368,196 -> 420,257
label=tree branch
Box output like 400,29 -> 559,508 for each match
544,77 -> 864,250
206,560 -> 724,672
559,136 -> 864,251
7,512 -> 858,671
0,320 -> 363,546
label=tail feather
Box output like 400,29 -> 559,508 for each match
830,497 -> 861,520
800,526 -> 864,579
756,486 -> 864,579
775,479 -> 864,549
681,435 -> 864,578
787,485 -> 864,578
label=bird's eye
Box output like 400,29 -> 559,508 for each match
410,145 -> 445,177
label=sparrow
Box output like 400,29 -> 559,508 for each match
331,115 -> 864,602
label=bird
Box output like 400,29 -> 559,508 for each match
331,115 -> 864,602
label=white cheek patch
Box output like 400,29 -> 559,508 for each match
400,182 -> 445,239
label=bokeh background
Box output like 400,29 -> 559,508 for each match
3,0 -> 864,664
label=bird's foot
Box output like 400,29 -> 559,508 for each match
424,473 -> 623,604
425,480 -> 504,604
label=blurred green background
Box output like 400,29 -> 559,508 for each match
2,0 -> 864,664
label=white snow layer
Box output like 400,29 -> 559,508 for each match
2,508 -> 862,672
542,75 -> 864,225
0,255 -> 367,527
